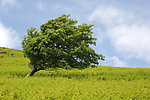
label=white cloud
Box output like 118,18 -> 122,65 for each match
88,5 -> 150,63
0,0 -> 20,12
108,24 -> 150,61
36,2 -> 47,12
0,22 -> 20,48
88,6 -> 135,26
88,6 -> 125,26
106,56 -> 128,67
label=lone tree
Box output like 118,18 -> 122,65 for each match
22,14 -> 105,77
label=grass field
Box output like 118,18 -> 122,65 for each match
0,47 -> 150,100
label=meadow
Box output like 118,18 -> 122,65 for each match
0,47 -> 150,100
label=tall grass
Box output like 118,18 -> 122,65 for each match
0,48 -> 150,100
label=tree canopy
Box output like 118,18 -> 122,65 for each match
22,14 -> 105,77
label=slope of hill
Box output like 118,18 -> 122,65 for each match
0,47 -> 150,100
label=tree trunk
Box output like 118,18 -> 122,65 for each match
26,68 -> 38,77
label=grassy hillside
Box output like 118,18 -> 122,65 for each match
0,47 -> 150,100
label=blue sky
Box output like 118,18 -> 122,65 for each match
0,0 -> 150,68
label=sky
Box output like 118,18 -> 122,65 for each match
0,0 -> 150,68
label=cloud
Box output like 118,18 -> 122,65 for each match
0,0 -> 20,12
88,6 -> 125,26
88,6 -> 135,26
88,5 -> 150,63
108,24 -> 150,62
0,22 -> 20,48
106,56 -> 128,67
36,2 -> 47,12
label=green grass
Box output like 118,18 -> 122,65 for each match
0,47 -> 150,100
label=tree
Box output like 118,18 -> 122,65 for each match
22,14 -> 105,77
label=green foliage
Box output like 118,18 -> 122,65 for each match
0,48 -> 150,99
22,14 -> 104,72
